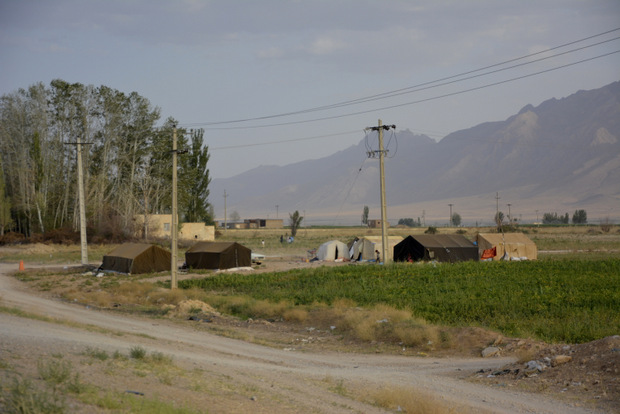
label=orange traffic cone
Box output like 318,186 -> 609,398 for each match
19,260 -> 24,271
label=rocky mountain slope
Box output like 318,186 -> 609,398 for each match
211,81 -> 620,225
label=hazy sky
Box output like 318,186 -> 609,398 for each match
1,0 -> 619,178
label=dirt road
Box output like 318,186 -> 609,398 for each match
0,263 -> 605,413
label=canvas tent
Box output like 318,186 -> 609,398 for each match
362,236 -> 403,262
476,233 -> 537,261
185,241 -> 251,270
394,235 -> 479,263
347,237 -> 376,261
101,243 -> 171,274
317,240 -> 349,261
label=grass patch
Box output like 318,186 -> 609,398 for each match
83,347 -> 109,361
90,391 -> 200,413
363,385 -> 464,414
129,346 -> 147,360
4,377 -> 66,414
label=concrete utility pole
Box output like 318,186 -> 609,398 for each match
171,126 -> 179,289
170,127 -> 188,289
449,203 -> 453,227
223,190 -> 228,233
495,192 -> 502,232
65,138 -> 92,266
365,119 -> 396,264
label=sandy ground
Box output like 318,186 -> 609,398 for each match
0,257 -> 617,413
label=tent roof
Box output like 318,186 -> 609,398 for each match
186,241 -> 241,253
409,234 -> 475,248
106,243 -> 158,259
361,236 -> 403,243
477,233 -> 536,245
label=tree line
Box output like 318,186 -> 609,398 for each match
0,80 -> 213,239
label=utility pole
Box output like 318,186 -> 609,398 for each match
223,190 -> 228,233
448,204 -> 453,227
495,192 -> 502,232
170,127 -> 188,289
171,126 -> 179,289
65,138 -> 92,266
276,205 -> 279,219
365,119 -> 395,264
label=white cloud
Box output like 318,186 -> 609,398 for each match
307,36 -> 346,55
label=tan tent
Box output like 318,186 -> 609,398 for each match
347,237 -> 376,261
476,233 -> 537,261
317,240 -> 349,261
362,236 -> 403,262
101,243 -> 171,274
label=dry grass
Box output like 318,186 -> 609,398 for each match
310,301 -> 450,348
362,385 -> 460,414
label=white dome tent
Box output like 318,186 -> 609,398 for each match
316,240 -> 350,261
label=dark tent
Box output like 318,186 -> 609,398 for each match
394,235 -> 479,263
185,241 -> 251,270
101,243 -> 171,274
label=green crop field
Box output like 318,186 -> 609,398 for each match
181,257 -> 620,344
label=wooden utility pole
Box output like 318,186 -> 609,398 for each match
365,120 -> 395,263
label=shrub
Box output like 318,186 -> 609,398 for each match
38,359 -> 72,387
129,346 -> 147,360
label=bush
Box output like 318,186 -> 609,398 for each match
424,226 -> 438,234
129,346 -> 147,360
0,231 -> 26,245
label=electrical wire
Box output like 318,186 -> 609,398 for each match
196,49 -> 620,131
189,49 -> 620,132
209,130 -> 358,151
180,28 -> 620,129
330,156 -> 369,225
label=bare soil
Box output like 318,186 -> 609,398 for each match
0,250 -> 618,413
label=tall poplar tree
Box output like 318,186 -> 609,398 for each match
181,129 -> 213,224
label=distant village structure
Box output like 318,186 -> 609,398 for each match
219,218 -> 284,230
368,219 -> 390,229
134,214 -> 215,241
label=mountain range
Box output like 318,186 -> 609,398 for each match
210,81 -> 620,226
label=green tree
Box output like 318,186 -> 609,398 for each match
181,129 -> 212,224
289,210 -> 303,237
398,218 -> 415,227
229,210 -> 241,222
572,209 -> 587,224
451,212 -> 462,227
495,211 -> 504,227
543,212 -> 570,224
361,205 -> 369,226
0,161 -> 12,235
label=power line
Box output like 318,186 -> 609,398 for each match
208,130 -> 359,151
194,49 -> 620,131
181,28 -> 620,129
